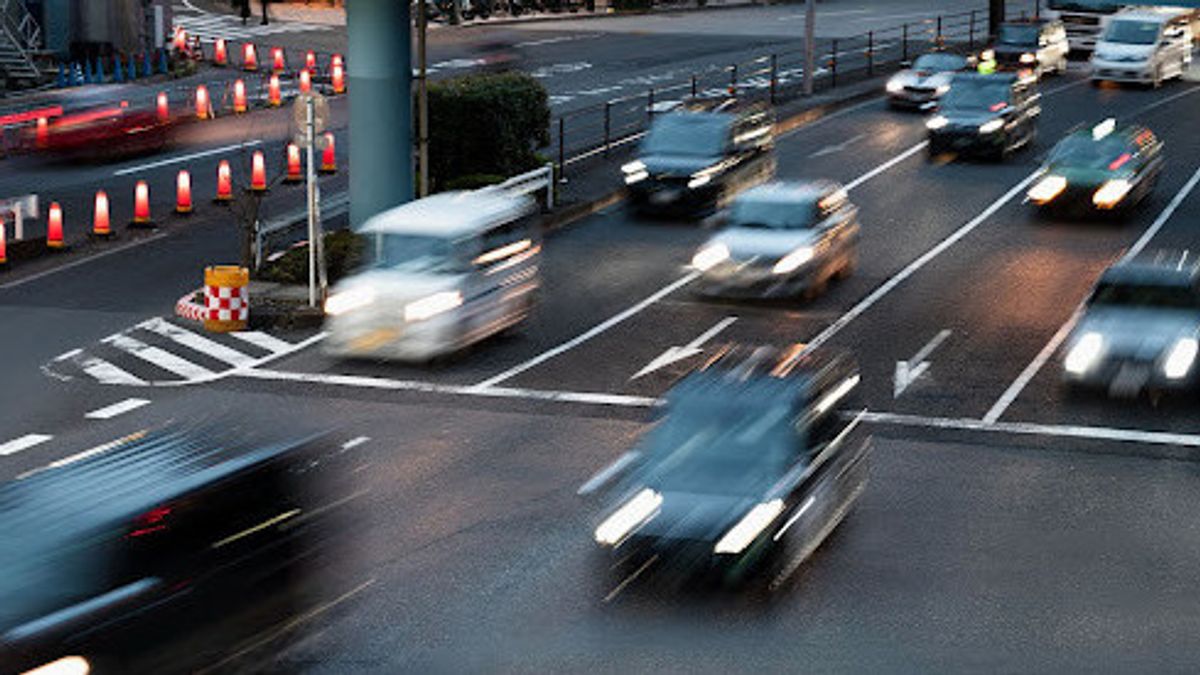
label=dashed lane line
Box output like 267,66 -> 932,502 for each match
85,398 -> 152,420
0,434 -> 53,457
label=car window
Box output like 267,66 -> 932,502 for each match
475,218 -> 535,268
1090,281 -> 1200,309
1104,20 -> 1161,45
372,233 -> 468,274
941,80 -> 1012,112
729,198 -> 819,229
913,53 -> 967,72
642,114 -> 730,158
998,25 -> 1040,46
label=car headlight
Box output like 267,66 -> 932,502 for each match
687,174 -> 712,190
404,291 -> 463,322
595,488 -> 662,546
886,78 -> 904,93
625,170 -> 649,185
926,115 -> 948,130
1020,52 -> 1036,64
621,160 -> 646,175
1028,175 -> 1067,204
1065,332 -> 1105,375
981,49 -> 995,62
978,118 -> 1004,134
1164,337 -> 1198,380
21,657 -> 91,675
324,286 -> 375,316
772,246 -> 815,275
935,84 -> 950,95
1093,179 -> 1132,209
692,242 -> 730,271
714,499 -> 785,555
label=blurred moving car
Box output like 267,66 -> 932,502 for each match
982,19 -> 1069,80
623,99 -> 775,218
324,191 -> 541,362
591,345 -> 868,587
926,72 -> 1040,159
1090,8 -> 1194,87
1027,118 -> 1163,215
691,181 -> 859,300
1062,254 -> 1200,398
32,102 -> 175,161
0,425 -> 360,674
885,52 -> 972,110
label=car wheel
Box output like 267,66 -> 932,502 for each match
1152,64 -> 1163,89
835,252 -> 857,280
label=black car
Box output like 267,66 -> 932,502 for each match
623,99 -> 776,218
985,19 -> 1070,78
590,344 -> 868,587
926,73 -> 1040,159
0,424 -> 361,674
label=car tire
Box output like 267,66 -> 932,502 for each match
1152,65 -> 1163,89
835,252 -> 857,280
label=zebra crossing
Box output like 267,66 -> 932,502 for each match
173,2 -> 330,42
45,316 -> 316,386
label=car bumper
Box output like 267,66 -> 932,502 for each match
324,313 -> 464,362
697,263 -> 821,299
928,129 -> 1007,155
888,91 -> 941,110
1063,359 -> 1198,396
1091,59 -> 1154,82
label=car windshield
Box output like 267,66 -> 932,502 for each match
1048,0 -> 1121,11
1090,281 -> 1200,309
1104,20 -> 1160,45
913,53 -> 967,72
641,114 -> 730,158
371,233 -> 466,274
940,80 -> 1012,112
999,25 -> 1040,46
641,387 -> 798,496
1049,136 -> 1133,170
729,198 -> 818,229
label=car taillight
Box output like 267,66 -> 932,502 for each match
128,506 -> 172,538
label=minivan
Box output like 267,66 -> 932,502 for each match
1091,9 -> 1194,87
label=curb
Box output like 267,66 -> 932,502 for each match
175,288 -> 206,322
453,1 -> 758,28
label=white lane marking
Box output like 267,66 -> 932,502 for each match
809,133 -> 867,158
604,554 -> 658,603
894,328 -> 951,398
0,434 -> 53,457
112,141 -> 262,177
52,352 -> 148,386
631,316 -> 737,380
578,451 -> 640,496
342,436 -> 371,450
860,411 -> 1200,449
237,367 -> 662,408
844,140 -> 928,191
138,317 -> 257,367
103,333 -> 216,381
807,173 -> 1040,352
515,34 -> 601,48
34,431 -> 148,475
0,233 -> 167,291
1127,84 -> 1200,120
473,271 -> 701,389
984,161 -> 1200,423
229,330 -> 295,355
85,398 -> 151,420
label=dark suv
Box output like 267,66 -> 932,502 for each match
987,19 -> 1070,79
623,99 -> 776,219
926,73 -> 1040,159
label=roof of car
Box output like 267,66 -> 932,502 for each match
1112,8 -> 1184,23
950,71 -> 1019,85
1100,256 -> 1200,287
360,191 -> 534,239
735,181 -> 840,205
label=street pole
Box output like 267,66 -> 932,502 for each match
989,0 -> 1004,40
418,0 -> 430,198
306,96 -> 318,308
802,0 -> 815,96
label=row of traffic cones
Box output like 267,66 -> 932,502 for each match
56,52 -> 170,88
191,65 -> 343,121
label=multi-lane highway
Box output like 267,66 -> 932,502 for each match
4,3 -> 1200,672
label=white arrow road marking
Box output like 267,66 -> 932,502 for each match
809,133 -> 866,158
893,329 -> 952,398
631,316 -> 738,380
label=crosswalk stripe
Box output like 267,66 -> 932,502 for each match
230,331 -> 294,355
104,334 -> 216,381
78,355 -> 148,386
139,317 -> 258,368
0,434 -> 53,456
86,398 -> 152,420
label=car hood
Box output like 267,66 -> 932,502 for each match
330,269 -> 465,307
940,111 -> 1004,127
1074,307 -> 1200,358
891,70 -> 953,88
711,227 -> 820,260
1042,164 -> 1116,187
636,490 -> 757,543
1094,42 -> 1155,61
639,154 -> 724,177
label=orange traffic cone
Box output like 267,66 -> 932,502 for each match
331,53 -> 343,70
214,38 -> 228,67
331,63 -> 345,95
35,116 -> 48,148
272,47 -> 286,72
0,217 -> 7,265
298,68 -> 311,94
131,180 -> 154,227
176,170 -> 193,214
93,190 -> 112,237
215,161 -> 233,203
284,143 -> 303,184
233,79 -> 248,114
47,202 -> 64,249
320,132 -> 337,174
243,43 -> 258,72
195,85 -> 211,120
156,92 -> 169,123
251,151 -> 268,193
268,74 -> 282,107
305,51 -> 316,72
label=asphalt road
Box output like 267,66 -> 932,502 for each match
4,14 -> 1200,675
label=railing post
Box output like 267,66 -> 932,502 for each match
867,31 -> 874,77
647,87 -> 654,124
603,101 -> 611,158
969,10 -> 976,51
936,15 -> 943,49
557,117 -> 565,182
729,63 -> 737,97
691,74 -> 697,98
831,38 -> 838,89
903,23 -> 909,62
769,54 -> 777,104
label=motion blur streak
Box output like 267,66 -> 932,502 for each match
19,656 -> 90,675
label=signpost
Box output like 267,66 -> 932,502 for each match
293,93 -> 330,307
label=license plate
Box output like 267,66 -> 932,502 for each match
1109,364 -> 1149,397
350,327 -> 401,353
650,189 -> 680,205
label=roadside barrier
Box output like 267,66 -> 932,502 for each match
175,289 -> 207,322
299,69 -> 311,94
331,64 -> 345,95
157,92 -> 170,123
214,38 -> 228,67
272,48 -> 286,73
243,43 -> 258,72
269,75 -> 282,107
305,51 -> 316,72
195,85 -> 211,120
204,266 -> 250,333
233,79 -> 248,113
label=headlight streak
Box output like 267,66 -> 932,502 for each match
621,160 -> 646,174
935,84 -> 950,95
20,657 -> 90,675
1065,332 -> 1105,375
714,499 -> 785,555
404,291 -> 463,322
813,374 -> 862,416
594,488 -> 663,546
772,246 -> 815,275
1020,52 -> 1036,64
1164,338 -> 1198,380
625,170 -> 649,185
978,119 -> 1004,134
772,496 -> 816,542
687,174 -> 712,190
1028,175 -> 1067,204
692,242 -> 730,271
1093,179 -> 1132,209
886,78 -> 904,93
324,286 -> 376,316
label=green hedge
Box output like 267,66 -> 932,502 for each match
258,229 -> 366,285
427,72 -> 550,192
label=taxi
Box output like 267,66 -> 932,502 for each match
1027,119 -> 1163,215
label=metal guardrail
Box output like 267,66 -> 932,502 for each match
478,162 -> 555,210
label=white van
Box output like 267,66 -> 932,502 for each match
323,191 -> 541,362
1090,8 -> 1194,87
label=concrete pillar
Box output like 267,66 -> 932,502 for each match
347,0 -> 413,229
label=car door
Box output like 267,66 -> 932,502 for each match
815,189 -> 857,274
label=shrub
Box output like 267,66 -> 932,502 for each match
257,229 -> 366,285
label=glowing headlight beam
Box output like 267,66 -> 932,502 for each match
926,115 -> 948,130
692,242 -> 730,271
714,499 -> 785,555
1164,337 -> 1198,380
1028,175 -> 1067,204
772,246 -> 814,275
1065,332 -> 1104,375
324,286 -> 376,316
404,291 -> 463,322
978,118 -> 1004,134
20,656 -> 91,675
1093,179 -> 1132,209
595,488 -> 662,546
